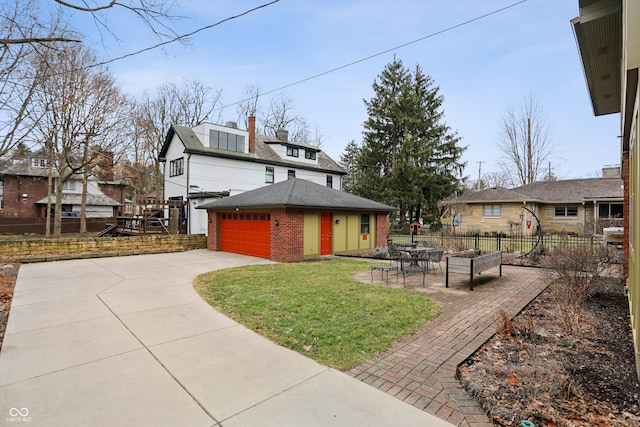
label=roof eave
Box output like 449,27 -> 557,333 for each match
571,0 -> 623,116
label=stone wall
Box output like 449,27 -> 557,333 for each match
0,234 -> 207,262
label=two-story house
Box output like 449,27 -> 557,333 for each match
0,150 -> 123,218
159,115 -> 347,234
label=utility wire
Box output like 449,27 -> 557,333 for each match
220,0 -> 528,110
85,0 -> 280,69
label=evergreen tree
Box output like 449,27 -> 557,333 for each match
353,57 -> 466,228
339,139 -> 361,193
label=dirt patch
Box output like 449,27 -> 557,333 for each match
0,263 -> 18,352
458,275 -> 640,426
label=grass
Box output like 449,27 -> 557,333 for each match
194,258 -> 440,370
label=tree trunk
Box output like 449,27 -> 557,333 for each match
53,177 -> 64,238
80,139 -> 88,233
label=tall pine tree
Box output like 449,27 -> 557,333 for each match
351,57 -> 466,228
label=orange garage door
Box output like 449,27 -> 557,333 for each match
220,212 -> 271,259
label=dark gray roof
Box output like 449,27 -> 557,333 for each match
515,178 -> 623,202
447,177 -> 623,204
35,193 -> 120,206
448,187 -> 532,204
198,178 -> 396,212
0,152 -> 59,178
160,125 -> 345,175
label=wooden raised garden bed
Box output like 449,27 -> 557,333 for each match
445,250 -> 502,290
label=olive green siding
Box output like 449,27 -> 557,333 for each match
303,213 -> 320,258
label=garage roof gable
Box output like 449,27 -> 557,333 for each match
198,178 -> 396,212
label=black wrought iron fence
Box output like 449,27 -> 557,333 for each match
387,231 -> 605,254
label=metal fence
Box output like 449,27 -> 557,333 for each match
387,231 -> 607,254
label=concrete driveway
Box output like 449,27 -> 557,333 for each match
0,250 -> 453,426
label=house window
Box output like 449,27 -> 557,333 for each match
286,146 -> 299,157
554,206 -> 578,217
209,130 -> 245,153
287,170 -> 296,180
482,205 -> 501,217
62,180 -> 76,191
305,150 -> 316,160
31,158 -> 50,168
598,203 -> 623,218
169,157 -> 184,177
265,166 -> 274,183
326,175 -> 333,188
360,214 -> 370,234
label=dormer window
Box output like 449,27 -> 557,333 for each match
286,146 -> 299,158
62,180 -> 76,191
305,150 -> 317,160
31,158 -> 50,168
210,130 -> 245,153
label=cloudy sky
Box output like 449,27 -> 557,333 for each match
70,0 -> 621,182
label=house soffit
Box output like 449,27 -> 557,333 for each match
572,0 -> 622,116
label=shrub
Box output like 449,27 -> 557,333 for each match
495,310 -> 537,341
542,245 -> 608,336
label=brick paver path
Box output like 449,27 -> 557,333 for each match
349,263 -> 548,427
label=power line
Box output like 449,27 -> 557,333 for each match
85,0 -> 280,70
220,0 -> 528,110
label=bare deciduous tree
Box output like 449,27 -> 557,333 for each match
0,1 -> 69,157
261,93 -> 309,143
131,79 -> 224,199
29,44 -> 129,237
235,84 -> 262,129
483,170 -> 514,188
497,94 -> 553,186
0,0 -> 180,46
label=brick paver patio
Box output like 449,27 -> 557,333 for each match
349,262 -> 548,426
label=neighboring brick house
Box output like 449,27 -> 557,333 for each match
441,169 -> 623,235
198,178 -> 395,262
159,116 -> 347,235
0,150 -> 123,218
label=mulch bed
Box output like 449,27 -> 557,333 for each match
458,275 -> 640,426
2,259 -> 639,426
0,263 -> 18,352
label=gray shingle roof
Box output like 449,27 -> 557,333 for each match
447,177 -> 623,204
515,178 -> 623,202
449,187 -> 532,203
198,178 -> 396,212
161,125 -> 345,175
35,193 -> 120,206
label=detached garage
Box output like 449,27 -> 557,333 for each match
198,178 -> 395,262
219,212 -> 271,258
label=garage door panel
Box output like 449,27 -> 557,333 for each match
220,212 -> 270,259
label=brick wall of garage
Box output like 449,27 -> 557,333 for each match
271,210 -> 303,263
207,211 -> 218,250
375,212 -> 389,247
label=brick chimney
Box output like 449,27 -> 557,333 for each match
276,129 -> 289,142
248,115 -> 256,153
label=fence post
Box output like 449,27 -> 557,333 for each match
474,234 -> 479,250
497,235 -> 501,251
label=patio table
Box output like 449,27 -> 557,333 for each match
397,247 -> 435,269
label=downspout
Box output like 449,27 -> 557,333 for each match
186,153 -> 192,234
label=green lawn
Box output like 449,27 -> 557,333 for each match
194,258 -> 440,370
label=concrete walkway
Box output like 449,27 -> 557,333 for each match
349,263 -> 548,426
0,250 -> 453,427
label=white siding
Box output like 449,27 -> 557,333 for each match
163,127 -> 343,235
